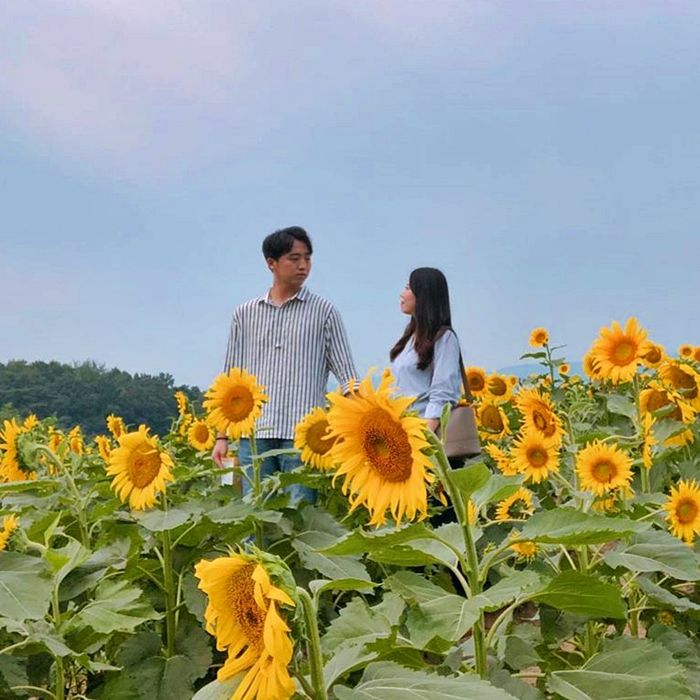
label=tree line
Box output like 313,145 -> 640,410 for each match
0,360 -> 203,436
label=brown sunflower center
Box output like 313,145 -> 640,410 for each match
127,443 -> 162,488
481,405 -> 505,432
223,386 -> 255,422
193,423 -> 210,442
592,460 -> 615,483
612,340 -> 636,364
677,498 -> 699,525
468,373 -> 485,392
670,366 -> 696,390
527,447 -> 548,469
489,377 -> 508,396
532,407 -> 556,437
305,419 -> 335,455
228,564 -> 265,647
645,390 -> 669,413
644,346 -> 662,364
361,409 -> 413,482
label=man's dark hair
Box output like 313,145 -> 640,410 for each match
262,226 -> 313,260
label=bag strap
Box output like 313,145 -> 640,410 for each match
446,328 -> 474,404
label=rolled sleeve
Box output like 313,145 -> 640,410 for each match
324,306 -> 358,392
424,332 -> 462,419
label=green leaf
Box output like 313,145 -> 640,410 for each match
181,571 -> 207,623
473,475 -> 522,508
321,593 -> 404,653
606,395 -> 637,420
637,577 -> 700,615
549,637 -> 692,699
519,509 -> 648,545
68,579 -> 161,634
322,523 -> 435,556
323,644 -> 379,689
0,551 -> 53,621
44,538 -> 91,588
292,509 -> 369,582
309,578 -> 376,597
191,676 -> 243,700
334,661 -> 518,699
132,506 -> 192,532
0,655 -> 29,697
491,669 -> 545,700
387,572 -> 477,647
533,572 -> 626,619
175,613 -> 213,682
649,624 -> 700,699
59,538 -> 130,601
129,655 -> 199,700
603,530 -> 700,581
450,462 -> 491,498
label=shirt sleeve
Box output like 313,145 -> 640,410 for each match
223,308 -> 242,373
324,305 -> 358,393
424,331 -> 462,419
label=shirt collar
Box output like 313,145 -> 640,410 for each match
258,285 -> 308,305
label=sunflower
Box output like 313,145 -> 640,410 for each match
576,441 -> 633,496
186,419 -> 215,452
465,366 -> 487,396
693,347 -> 700,364
294,407 -> 337,471
68,426 -> 84,455
665,479 -> 700,544
508,375 -> 519,387
484,443 -> 518,475
640,382 -> 696,424
495,487 -> 534,521
529,327 -> 549,348
591,495 -> 619,514
204,368 -> 268,440
515,387 -> 565,445
23,414 -> 38,430
194,553 -> 296,700
583,352 -> 603,380
639,342 -> 665,370
467,499 -> 478,525
94,435 -> 112,462
0,515 -> 19,551
174,390 -> 188,416
178,413 -> 193,437
326,369 -> 434,526
659,361 -> 700,410
509,532 -> 537,559
558,363 -> 571,376
106,414 -> 126,439
0,419 -> 31,482
511,432 -> 559,483
48,428 -> 63,454
106,425 -> 174,510
679,344 -> 694,359
486,374 -> 513,404
477,402 -> 511,441
589,317 -> 648,384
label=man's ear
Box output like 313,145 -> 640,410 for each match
266,257 -> 276,272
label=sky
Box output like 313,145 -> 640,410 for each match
2,1 -> 699,390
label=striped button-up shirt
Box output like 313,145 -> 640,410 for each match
223,286 -> 357,439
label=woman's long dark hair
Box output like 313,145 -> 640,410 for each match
390,267 -> 452,370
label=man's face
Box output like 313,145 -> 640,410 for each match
268,239 -> 312,287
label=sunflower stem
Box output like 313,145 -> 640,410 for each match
297,587 -> 328,700
249,430 -> 264,549
633,374 -> 650,493
161,512 -> 177,658
429,433 -> 488,678
51,587 -> 65,700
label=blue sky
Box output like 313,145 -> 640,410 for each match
2,1 -> 699,389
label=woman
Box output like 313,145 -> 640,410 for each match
390,267 -> 463,431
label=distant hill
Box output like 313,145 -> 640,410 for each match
498,361 -> 584,379
0,360 -> 202,436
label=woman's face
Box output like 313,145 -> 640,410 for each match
399,283 -> 416,315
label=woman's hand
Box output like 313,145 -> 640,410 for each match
212,438 -> 228,467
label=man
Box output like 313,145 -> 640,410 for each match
212,226 -> 357,504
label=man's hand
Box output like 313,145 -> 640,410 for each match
212,438 -> 228,467
426,418 -> 439,433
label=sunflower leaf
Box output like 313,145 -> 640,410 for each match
532,572 -> 626,619
602,529 -> 700,581
549,637 -> 692,699
637,577 -> 700,616
519,508 -> 648,545
450,462 -> 491,498
334,661 -> 518,699
191,675 -> 243,700
648,624 -> 700,698
606,395 -> 637,420
131,506 -> 193,532
0,551 -> 53,622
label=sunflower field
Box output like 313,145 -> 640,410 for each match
2,318 -> 700,700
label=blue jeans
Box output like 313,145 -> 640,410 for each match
237,438 -> 315,506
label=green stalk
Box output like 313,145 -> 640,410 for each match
545,343 -> 556,388
633,374 -> 650,494
51,588 -> 65,700
297,588 -> 328,700
161,528 -> 177,658
429,433 -> 488,678
249,430 -> 263,548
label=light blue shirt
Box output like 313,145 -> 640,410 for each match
390,331 -> 463,419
